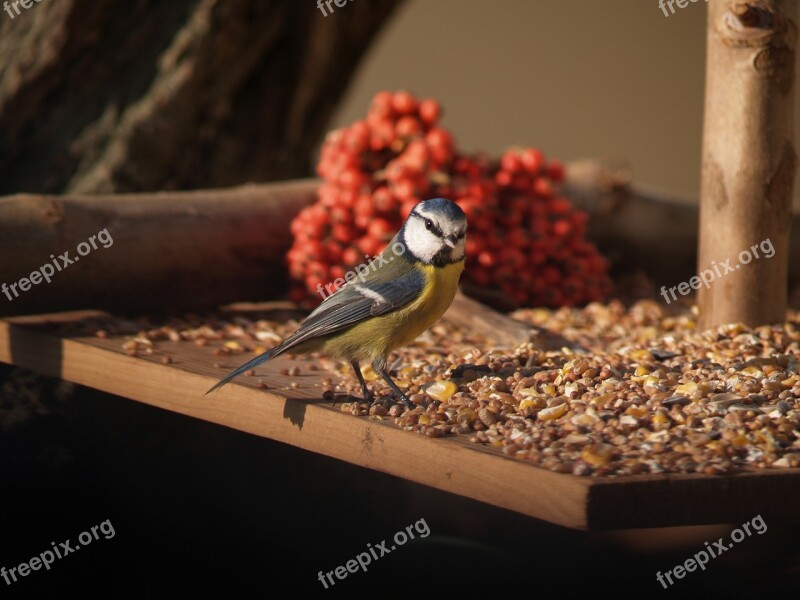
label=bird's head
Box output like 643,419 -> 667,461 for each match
400,198 -> 467,266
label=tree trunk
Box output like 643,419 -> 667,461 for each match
697,0 -> 798,328
0,0 -> 404,195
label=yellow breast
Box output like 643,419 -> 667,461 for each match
317,260 -> 464,363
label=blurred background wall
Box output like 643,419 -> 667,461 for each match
331,0 -> 800,207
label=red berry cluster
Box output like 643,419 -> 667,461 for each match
287,91 -> 612,308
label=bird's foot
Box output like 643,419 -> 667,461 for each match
323,390 -> 338,406
371,394 -> 396,410
397,393 -> 415,410
348,393 -> 373,407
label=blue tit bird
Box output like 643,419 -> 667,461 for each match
206,197 -> 467,408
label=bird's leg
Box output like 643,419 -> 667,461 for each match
373,361 -> 414,409
351,361 -> 374,405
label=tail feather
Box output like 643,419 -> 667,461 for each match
205,338 -> 293,395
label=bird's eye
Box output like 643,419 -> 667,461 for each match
424,219 -> 434,231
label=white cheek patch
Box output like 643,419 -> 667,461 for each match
403,219 -> 441,263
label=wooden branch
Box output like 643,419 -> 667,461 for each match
443,291 -> 532,348
564,160 -> 701,287
698,0 -> 798,328
0,180 -> 317,317
4,159 -> 800,320
565,158 -> 800,295
0,170 -> 544,346
443,291 -> 583,351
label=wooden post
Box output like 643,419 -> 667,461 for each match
698,0 -> 798,329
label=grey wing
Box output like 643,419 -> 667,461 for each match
278,268 -> 426,350
204,268 -> 425,395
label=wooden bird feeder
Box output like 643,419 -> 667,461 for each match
1,0 -> 798,531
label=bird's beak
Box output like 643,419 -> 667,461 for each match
444,238 -> 456,249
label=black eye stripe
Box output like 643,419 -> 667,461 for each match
418,214 -> 444,237
413,212 -> 465,240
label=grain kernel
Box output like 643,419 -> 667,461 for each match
537,403 -> 567,421
425,380 -> 458,402
581,443 -> 614,466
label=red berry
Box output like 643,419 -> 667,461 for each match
548,197 -> 572,215
368,218 -> 394,241
370,91 -> 394,118
589,254 -> 609,272
533,177 -> 552,197
396,116 -> 423,139
400,200 -> 417,220
552,219 -> 571,237
291,91 -> 611,307
330,265 -> 346,280
418,98 -> 441,125
465,236 -> 484,257
354,194 -> 375,218
499,247 -> 525,268
477,251 -> 495,267
289,286 -> 307,304
507,228 -> 529,248
325,242 -> 343,263
369,119 -> 395,151
372,186 -> 395,212
332,223 -> 357,243
344,121 -> 370,154
392,91 -> 417,115
330,205 -> 352,224
425,128 -> 454,165
470,266 -> 490,286
542,288 -> 564,307
404,138 -> 431,162
542,265 -> 562,285
501,151 -> 523,174
511,290 -> 529,306
521,148 -> 544,174
307,261 -> 328,279
342,246 -> 361,266
500,210 -> 522,229
495,170 -> 512,187
547,159 -> 565,182
337,188 -> 357,208
357,236 -> 381,257
305,274 -> 327,293
392,177 -> 421,200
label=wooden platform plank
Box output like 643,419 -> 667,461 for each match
3,312 -> 800,531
